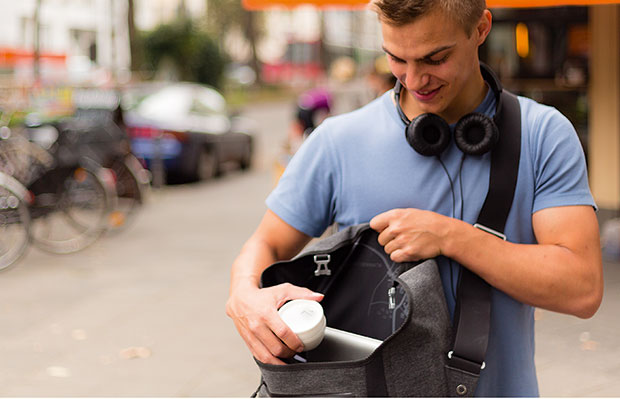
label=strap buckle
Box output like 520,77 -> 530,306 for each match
313,254 -> 332,276
473,223 -> 507,241
447,351 -> 486,372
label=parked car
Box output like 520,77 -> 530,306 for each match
122,82 -> 254,182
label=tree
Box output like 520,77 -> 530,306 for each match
33,0 -> 42,82
127,0 -> 143,72
142,18 -> 227,88
205,0 -> 263,84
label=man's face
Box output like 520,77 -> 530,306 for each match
381,9 -> 489,123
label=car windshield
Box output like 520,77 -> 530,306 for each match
135,83 -> 227,123
192,87 -> 227,115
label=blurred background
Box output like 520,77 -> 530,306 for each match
0,0 -> 619,396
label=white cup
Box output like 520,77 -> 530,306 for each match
278,299 -> 326,351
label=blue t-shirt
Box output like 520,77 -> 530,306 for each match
266,88 -> 595,396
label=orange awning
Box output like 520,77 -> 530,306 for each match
243,0 -> 620,10
489,0 -> 620,7
0,47 -> 66,67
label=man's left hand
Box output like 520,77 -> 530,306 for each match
370,208 -> 454,263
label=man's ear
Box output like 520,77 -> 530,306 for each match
476,9 -> 493,46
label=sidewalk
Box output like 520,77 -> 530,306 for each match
535,258 -> 620,397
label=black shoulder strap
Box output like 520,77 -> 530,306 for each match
447,91 -> 522,381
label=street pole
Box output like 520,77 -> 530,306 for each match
33,0 -> 42,84
110,0 -> 117,83
152,130 -> 165,188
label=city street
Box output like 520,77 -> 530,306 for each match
0,99 -> 619,396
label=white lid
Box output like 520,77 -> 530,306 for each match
278,299 -> 325,335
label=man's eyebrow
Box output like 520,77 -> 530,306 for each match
382,46 -> 405,62
382,44 -> 455,62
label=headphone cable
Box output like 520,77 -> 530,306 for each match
457,153 -> 466,221
437,157 -> 459,302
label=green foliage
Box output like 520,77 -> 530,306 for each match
191,34 -> 227,88
142,19 -> 227,88
206,0 -> 263,85
205,0 -> 245,44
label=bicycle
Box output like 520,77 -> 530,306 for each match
43,106 -> 150,233
106,152 -> 150,232
1,114 -> 116,256
0,170 -> 31,271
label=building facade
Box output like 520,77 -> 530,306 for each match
0,0 -> 206,85
0,0 -> 133,85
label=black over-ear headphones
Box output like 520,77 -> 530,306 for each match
394,63 -> 503,157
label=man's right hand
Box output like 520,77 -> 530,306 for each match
226,281 -> 324,365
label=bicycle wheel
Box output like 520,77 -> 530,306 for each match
107,154 -> 150,232
0,172 -> 31,271
30,166 -> 112,254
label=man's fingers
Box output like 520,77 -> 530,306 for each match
371,208 -> 406,235
377,228 -> 398,247
383,236 -> 397,254
253,320 -> 299,358
227,282 -> 325,365
240,314 -> 298,361
277,283 -> 324,308
272,284 -> 325,352
240,284 -> 323,361
266,313 -> 305,353
239,322 -> 287,365
369,211 -> 390,233
389,249 -> 409,263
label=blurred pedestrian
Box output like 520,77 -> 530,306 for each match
366,55 -> 397,98
273,88 -> 332,185
226,0 -> 603,396
288,87 -> 332,153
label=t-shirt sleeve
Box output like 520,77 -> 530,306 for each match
531,106 -> 596,213
266,122 -> 339,237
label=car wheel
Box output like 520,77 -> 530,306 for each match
196,147 -> 219,181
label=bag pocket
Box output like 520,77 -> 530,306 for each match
255,349 -> 388,398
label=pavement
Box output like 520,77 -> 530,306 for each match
534,258 -> 620,397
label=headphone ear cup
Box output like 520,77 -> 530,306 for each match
406,113 -> 451,156
454,113 -> 499,156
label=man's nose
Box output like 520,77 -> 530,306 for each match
403,64 -> 430,91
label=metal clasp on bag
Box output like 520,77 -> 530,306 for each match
388,287 -> 396,310
388,285 -> 397,310
313,254 -> 332,276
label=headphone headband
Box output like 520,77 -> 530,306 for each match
480,62 -> 502,100
479,62 -> 503,121
393,80 -> 409,126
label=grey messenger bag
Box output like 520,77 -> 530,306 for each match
255,89 -> 522,397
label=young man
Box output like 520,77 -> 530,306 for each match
226,0 -> 603,395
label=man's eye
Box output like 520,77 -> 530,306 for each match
426,55 -> 449,65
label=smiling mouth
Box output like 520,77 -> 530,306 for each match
418,89 -> 437,95
413,87 -> 441,101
